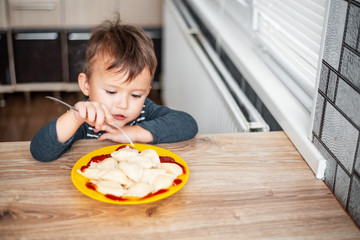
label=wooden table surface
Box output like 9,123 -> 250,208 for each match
0,132 -> 359,239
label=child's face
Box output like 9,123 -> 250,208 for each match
79,58 -> 152,127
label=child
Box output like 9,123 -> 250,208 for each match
30,16 -> 198,162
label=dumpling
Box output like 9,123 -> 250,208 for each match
140,168 -> 166,185
122,182 -> 153,198
111,146 -> 139,161
95,157 -> 118,170
127,155 -> 154,168
140,149 -> 160,167
91,180 -> 126,197
159,163 -> 183,177
77,168 -> 104,180
152,174 -> 176,193
99,168 -> 133,187
118,161 -> 143,182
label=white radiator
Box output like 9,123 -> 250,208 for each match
162,0 -> 269,134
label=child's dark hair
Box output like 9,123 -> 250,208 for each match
84,14 -> 157,81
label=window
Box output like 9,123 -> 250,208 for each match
186,0 -> 328,111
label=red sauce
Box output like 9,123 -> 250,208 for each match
159,156 -> 176,163
173,179 -> 182,186
104,194 -> 128,201
91,154 -> 112,162
80,165 -> 88,172
103,189 -> 169,202
141,189 -> 168,200
115,145 -> 134,151
86,182 -> 97,191
160,156 -> 186,174
80,154 -> 111,172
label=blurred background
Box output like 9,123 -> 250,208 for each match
0,0 -> 163,141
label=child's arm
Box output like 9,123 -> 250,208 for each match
30,117 -> 86,162
137,104 -> 198,143
30,101 -> 113,162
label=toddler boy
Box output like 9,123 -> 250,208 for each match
30,16 -> 198,162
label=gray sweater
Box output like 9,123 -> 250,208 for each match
30,98 -> 198,162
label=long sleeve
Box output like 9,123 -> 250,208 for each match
137,99 -> 198,144
30,118 -> 87,162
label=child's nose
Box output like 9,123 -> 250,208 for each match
116,96 -> 128,109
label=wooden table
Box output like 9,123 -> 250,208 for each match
1,132 -> 359,239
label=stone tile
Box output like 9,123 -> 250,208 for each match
355,141 -> 360,175
313,137 -> 337,191
345,4 -> 360,49
340,47 -> 360,89
334,165 -> 351,208
319,63 -> 329,94
327,70 -> 337,102
323,0 -> 348,70
348,175 -> 360,226
321,102 -> 358,173
336,78 -> 360,125
312,92 -> 324,137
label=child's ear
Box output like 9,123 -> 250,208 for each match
146,86 -> 152,96
78,73 -> 90,96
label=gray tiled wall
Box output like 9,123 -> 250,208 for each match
312,0 -> 360,227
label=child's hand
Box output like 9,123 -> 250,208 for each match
73,101 -> 114,131
56,101 -> 115,144
98,125 -> 153,144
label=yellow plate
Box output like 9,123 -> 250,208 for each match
71,144 -> 189,204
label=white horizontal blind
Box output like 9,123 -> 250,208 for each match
186,0 -> 328,110
253,0 -> 327,89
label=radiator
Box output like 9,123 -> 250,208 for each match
162,0 -> 269,134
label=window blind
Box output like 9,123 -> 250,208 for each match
253,0 -> 327,94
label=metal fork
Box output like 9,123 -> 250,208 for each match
45,96 -> 135,147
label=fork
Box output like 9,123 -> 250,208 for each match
45,96 -> 135,147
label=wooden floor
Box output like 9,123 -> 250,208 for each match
0,90 -> 162,142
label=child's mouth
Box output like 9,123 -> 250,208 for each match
113,114 -> 126,121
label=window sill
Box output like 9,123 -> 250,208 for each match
224,23 -> 326,179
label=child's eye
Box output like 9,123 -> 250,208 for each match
131,94 -> 141,98
106,90 -> 117,95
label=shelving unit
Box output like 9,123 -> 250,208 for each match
0,0 -> 163,95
